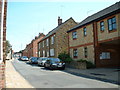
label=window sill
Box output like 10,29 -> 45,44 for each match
108,29 -> 117,33
74,56 -> 78,58
100,30 -> 104,33
73,38 -> 77,40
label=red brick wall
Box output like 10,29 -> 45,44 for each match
0,0 -> 7,89
23,33 -> 45,58
33,34 -> 45,57
0,63 -> 5,89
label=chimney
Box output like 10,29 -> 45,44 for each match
58,16 -> 62,26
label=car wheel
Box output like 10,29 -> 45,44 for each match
44,64 -> 47,68
61,67 -> 65,70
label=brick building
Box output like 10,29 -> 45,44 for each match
0,0 -> 7,88
38,17 -> 77,58
22,33 -> 45,58
67,2 -> 120,68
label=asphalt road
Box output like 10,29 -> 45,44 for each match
12,59 -> 118,88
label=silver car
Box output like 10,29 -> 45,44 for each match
38,57 -> 48,66
21,56 -> 28,61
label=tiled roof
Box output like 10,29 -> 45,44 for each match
67,1 -> 120,32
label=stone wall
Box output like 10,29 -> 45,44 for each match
66,61 -> 86,69
97,13 -> 120,41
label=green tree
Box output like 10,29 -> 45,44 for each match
6,40 -> 12,55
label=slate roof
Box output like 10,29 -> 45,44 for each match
41,17 -> 76,41
67,1 -> 120,33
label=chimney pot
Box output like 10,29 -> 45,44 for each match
58,16 -> 62,26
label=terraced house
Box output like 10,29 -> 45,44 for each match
22,33 -> 45,58
0,0 -> 7,88
38,17 -> 77,58
67,2 -> 120,68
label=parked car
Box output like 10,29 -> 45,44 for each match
18,56 -> 22,60
38,57 -> 48,66
44,58 -> 65,70
29,57 -> 39,64
21,56 -> 28,61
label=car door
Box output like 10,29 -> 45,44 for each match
45,60 -> 51,67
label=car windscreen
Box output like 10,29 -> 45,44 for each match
42,58 -> 48,61
31,57 -> 38,60
23,56 -> 27,58
50,58 -> 61,63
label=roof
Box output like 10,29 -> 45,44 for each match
41,17 -> 76,41
67,1 -> 120,33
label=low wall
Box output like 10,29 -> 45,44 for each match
66,61 -> 86,69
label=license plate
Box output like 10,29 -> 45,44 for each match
58,65 -> 62,67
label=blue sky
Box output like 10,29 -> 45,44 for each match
7,0 -> 120,52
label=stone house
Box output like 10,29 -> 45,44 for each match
0,0 -> 7,88
67,2 -> 120,68
38,17 -> 78,58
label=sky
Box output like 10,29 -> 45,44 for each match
6,0 -> 120,52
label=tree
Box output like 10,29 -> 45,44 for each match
6,40 -> 12,55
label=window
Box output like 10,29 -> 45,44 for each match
83,27 -> 87,36
38,51 -> 40,57
50,49 -> 54,56
46,39 -> 49,46
73,49 -> 78,58
100,52 -> 110,59
72,31 -> 77,39
47,51 -> 49,57
51,36 -> 54,44
84,47 -> 87,58
108,17 -> 117,31
43,41 -> 44,47
43,50 -> 45,57
100,21 -> 104,31
38,43 -> 40,49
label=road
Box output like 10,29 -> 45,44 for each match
12,59 -> 118,88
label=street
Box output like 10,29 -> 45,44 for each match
12,58 -> 118,88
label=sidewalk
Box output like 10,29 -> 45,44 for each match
65,67 -> 120,85
5,60 -> 34,88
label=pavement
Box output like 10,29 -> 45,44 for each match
64,67 -> 120,85
5,59 -> 34,88
5,59 -> 120,88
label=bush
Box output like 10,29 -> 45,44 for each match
58,52 -> 73,63
86,61 -> 96,69
77,59 -> 87,63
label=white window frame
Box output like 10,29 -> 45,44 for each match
83,27 -> 87,36
0,0 -> 5,63
47,51 -> 49,57
50,49 -> 54,56
73,49 -> 78,57
38,43 -> 40,49
43,50 -> 45,57
46,39 -> 49,46
51,36 -> 54,44
43,41 -> 44,47
100,52 -> 110,59
38,51 -> 40,57
72,31 -> 77,39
